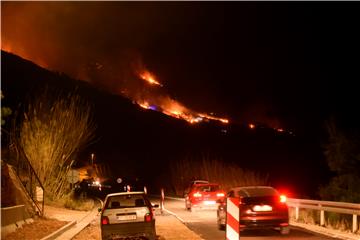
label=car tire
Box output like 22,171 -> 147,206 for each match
185,200 -> 191,210
219,224 -> 225,231
280,226 -> 290,235
218,222 -> 225,231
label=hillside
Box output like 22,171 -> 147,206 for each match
1,50 -> 330,198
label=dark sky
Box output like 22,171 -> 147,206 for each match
2,2 -> 360,135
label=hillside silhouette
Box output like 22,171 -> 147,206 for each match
1,50 -> 330,198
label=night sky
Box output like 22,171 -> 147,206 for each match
3,2 -> 360,134
2,2 -> 360,196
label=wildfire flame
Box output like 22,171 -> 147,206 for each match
135,68 -> 229,125
139,70 -> 162,87
138,101 -> 150,110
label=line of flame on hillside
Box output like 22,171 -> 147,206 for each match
134,70 -> 229,125
137,99 -> 229,125
135,72 -> 292,134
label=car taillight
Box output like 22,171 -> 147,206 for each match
101,216 -> 109,225
193,192 -> 202,197
280,195 -> 287,203
144,213 -> 152,222
216,192 -> 225,197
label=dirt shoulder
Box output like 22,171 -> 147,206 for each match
4,217 -> 68,240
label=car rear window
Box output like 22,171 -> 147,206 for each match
195,185 -> 220,192
241,196 -> 278,205
105,194 -> 147,209
238,187 -> 278,197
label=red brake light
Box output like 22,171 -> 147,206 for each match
280,195 -> 287,203
216,192 -> 225,197
144,213 -> 152,222
193,192 -> 202,197
101,216 -> 109,225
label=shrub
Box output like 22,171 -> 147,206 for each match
169,156 -> 268,196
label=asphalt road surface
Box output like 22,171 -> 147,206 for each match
160,197 -> 341,240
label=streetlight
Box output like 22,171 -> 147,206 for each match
91,153 -> 95,166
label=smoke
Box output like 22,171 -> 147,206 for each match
2,2 -> 284,129
2,2 -> 156,79
2,3 -> 172,108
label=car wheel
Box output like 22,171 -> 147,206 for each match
188,202 -> 196,212
217,220 -> 225,230
280,226 -> 290,235
185,200 -> 191,210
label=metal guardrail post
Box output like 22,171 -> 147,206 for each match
320,208 -> 325,226
353,214 -> 358,233
295,207 -> 299,220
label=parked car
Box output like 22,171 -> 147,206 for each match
99,191 -> 158,240
185,183 -> 225,211
217,186 -> 290,234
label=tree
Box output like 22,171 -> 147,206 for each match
320,119 -> 360,203
1,91 -> 12,126
16,90 -> 96,200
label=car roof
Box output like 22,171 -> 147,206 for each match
193,183 -> 219,187
191,180 -> 209,184
105,191 -> 145,198
229,186 -> 278,197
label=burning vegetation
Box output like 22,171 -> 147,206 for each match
134,68 -> 229,125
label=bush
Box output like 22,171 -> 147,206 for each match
168,157 -> 268,196
15,90 -> 95,201
46,192 -> 94,211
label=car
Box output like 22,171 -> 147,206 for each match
217,186 -> 290,235
99,191 -> 158,240
183,179 -> 209,197
185,183 -> 225,211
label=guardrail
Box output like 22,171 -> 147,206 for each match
155,190 -> 360,234
287,198 -> 360,233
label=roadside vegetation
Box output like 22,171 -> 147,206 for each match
11,89 -> 96,201
289,208 -> 359,235
290,118 -> 360,234
1,91 -> 12,127
168,156 -> 269,196
44,192 -> 95,211
319,119 -> 360,203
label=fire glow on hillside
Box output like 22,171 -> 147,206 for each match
139,70 -> 162,87
135,69 -> 229,125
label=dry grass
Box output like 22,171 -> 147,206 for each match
289,208 -> 359,234
45,193 -> 95,211
16,90 -> 95,200
170,157 -> 268,196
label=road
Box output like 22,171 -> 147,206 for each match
160,197 -> 341,240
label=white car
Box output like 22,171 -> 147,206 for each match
100,192 -> 158,240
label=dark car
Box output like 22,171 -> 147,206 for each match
99,191 -> 158,240
185,183 -> 225,211
217,186 -> 290,235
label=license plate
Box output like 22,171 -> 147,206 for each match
204,200 -> 216,205
117,214 -> 136,220
253,205 -> 272,212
